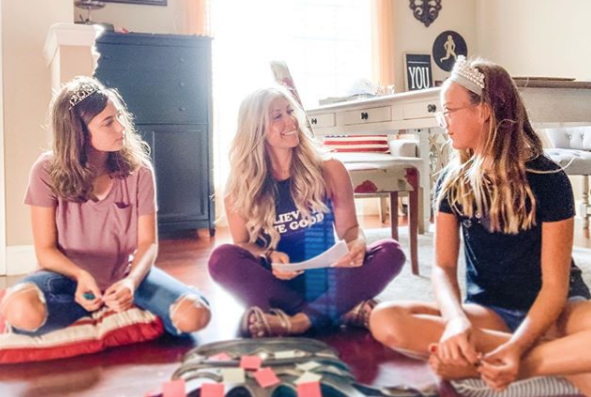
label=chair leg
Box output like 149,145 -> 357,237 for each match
379,196 -> 388,224
408,170 -> 420,276
389,192 -> 399,241
584,176 -> 590,230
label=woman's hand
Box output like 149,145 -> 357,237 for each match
269,251 -> 302,280
103,278 -> 136,312
332,238 -> 366,268
75,271 -> 103,312
437,316 -> 480,366
478,342 -> 522,391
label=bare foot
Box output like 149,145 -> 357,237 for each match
428,354 -> 479,380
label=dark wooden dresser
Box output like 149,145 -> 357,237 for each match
94,32 -> 215,235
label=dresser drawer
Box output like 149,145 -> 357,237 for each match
341,106 -> 392,125
402,100 -> 439,120
309,113 -> 335,128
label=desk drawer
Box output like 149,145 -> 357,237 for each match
309,113 -> 335,128
342,106 -> 391,125
403,100 -> 439,120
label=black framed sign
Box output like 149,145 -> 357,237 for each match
404,53 -> 433,91
102,0 -> 167,6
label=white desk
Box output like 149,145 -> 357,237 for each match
307,80 -> 591,230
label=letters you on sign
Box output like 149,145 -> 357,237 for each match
404,54 -> 433,91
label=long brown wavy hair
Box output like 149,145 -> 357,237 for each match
49,76 -> 150,201
435,58 -> 544,234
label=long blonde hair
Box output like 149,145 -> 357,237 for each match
50,76 -> 150,201
226,85 -> 328,248
436,59 -> 544,234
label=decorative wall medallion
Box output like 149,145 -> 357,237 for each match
432,30 -> 467,71
409,0 -> 442,28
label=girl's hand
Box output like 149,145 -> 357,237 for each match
103,278 -> 135,312
438,316 -> 480,366
332,239 -> 366,268
75,271 -> 103,312
269,251 -> 302,280
478,342 -> 522,391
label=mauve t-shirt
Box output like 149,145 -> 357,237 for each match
24,152 -> 157,291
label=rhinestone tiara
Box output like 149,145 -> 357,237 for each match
450,55 -> 485,95
69,82 -> 99,109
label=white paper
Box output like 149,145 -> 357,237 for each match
271,241 -> 348,272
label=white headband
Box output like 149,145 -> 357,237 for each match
450,56 -> 485,95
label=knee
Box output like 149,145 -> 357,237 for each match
369,303 -> 411,350
170,294 -> 211,333
372,239 -> 406,275
208,244 -> 244,279
1,283 -> 47,332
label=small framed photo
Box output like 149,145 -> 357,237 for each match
102,0 -> 167,6
404,53 -> 433,91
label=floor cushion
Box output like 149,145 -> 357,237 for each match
0,289 -> 164,364
451,376 -> 581,397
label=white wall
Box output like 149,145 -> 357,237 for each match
477,0 -> 591,80
2,1 -> 73,274
393,0 -> 477,93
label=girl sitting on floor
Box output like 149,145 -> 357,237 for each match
0,76 -> 210,338
370,56 -> 591,394
209,85 -> 405,337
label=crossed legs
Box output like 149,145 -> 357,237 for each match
370,300 -> 591,395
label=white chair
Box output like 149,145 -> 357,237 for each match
543,126 -> 591,228
270,60 -> 424,274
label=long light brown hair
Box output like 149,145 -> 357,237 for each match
50,76 -> 150,201
226,85 -> 328,248
436,59 -> 544,233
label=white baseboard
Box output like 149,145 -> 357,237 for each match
6,245 -> 36,275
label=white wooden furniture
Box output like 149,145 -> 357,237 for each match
307,80 -> 591,231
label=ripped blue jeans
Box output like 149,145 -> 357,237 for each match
8,267 -> 207,337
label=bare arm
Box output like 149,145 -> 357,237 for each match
31,205 -> 103,311
432,210 -> 480,365
498,218 -> 572,354
225,195 -> 269,258
479,218 -> 573,389
103,212 -> 158,312
324,159 -> 366,267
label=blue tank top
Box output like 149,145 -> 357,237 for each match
272,178 -> 336,263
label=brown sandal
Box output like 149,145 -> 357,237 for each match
240,306 -> 292,338
340,299 -> 377,329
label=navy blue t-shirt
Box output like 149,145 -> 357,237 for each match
436,155 -> 589,311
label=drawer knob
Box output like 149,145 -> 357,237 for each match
427,104 -> 437,113
311,118 -> 318,125
179,107 -> 186,111
360,112 -> 369,120
179,82 -> 186,87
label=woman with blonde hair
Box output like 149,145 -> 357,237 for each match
0,76 -> 210,337
370,57 -> 591,393
209,85 -> 405,337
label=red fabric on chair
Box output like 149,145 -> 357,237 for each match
322,135 -> 390,153
0,289 -> 164,364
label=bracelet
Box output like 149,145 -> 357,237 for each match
260,248 -> 274,262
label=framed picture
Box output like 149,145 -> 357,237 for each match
404,53 -> 433,91
102,0 -> 167,6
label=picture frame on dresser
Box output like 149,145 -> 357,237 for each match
404,53 -> 433,91
102,0 -> 167,6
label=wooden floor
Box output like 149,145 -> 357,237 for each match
1,216 -> 590,397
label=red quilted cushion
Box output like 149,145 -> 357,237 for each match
0,289 -> 164,364
322,135 -> 389,153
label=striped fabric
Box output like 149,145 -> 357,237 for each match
451,376 -> 580,397
0,291 -> 164,363
322,135 -> 390,153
